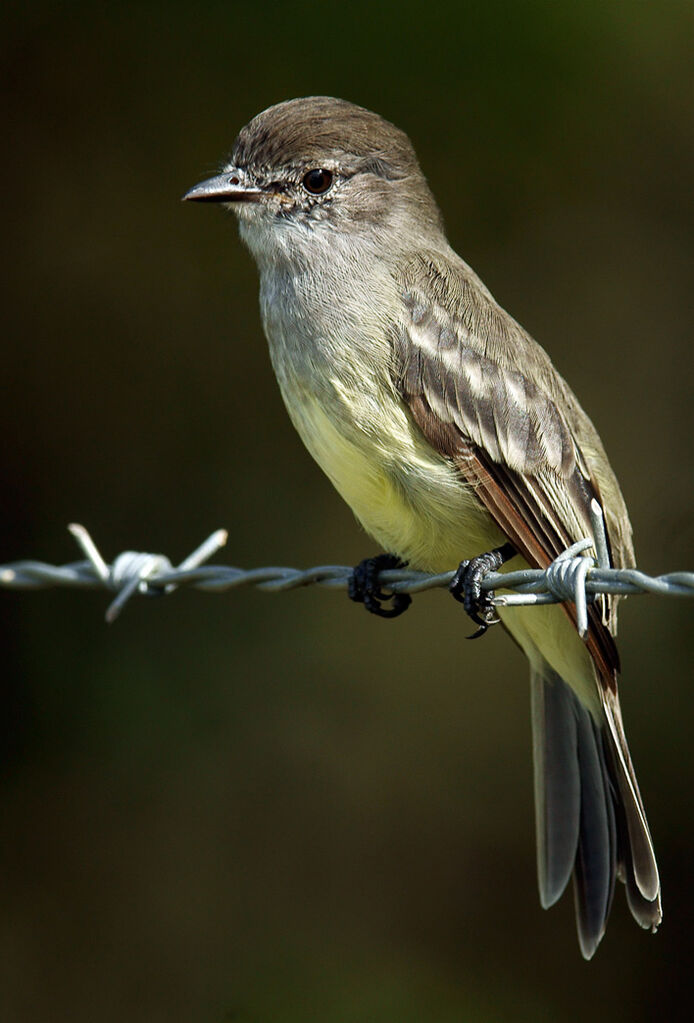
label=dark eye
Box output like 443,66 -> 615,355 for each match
302,168 -> 333,195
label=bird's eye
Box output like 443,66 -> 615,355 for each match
302,169 -> 333,195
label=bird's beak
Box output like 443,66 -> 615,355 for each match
182,172 -> 264,204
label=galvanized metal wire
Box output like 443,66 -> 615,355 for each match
0,502 -> 691,632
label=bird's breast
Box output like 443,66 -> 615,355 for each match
258,269 -> 503,569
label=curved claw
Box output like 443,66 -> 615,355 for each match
349,554 -> 412,619
466,623 -> 490,641
449,542 -> 516,637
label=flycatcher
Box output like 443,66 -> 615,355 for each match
184,96 -> 661,957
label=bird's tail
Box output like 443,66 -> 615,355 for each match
530,661 -> 662,958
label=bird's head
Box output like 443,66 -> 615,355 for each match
183,96 -> 443,264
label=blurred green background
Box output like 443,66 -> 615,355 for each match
1,1 -> 692,1020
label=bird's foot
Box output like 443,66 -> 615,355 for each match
449,542 -> 517,639
348,554 -> 412,619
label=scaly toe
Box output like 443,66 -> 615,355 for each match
349,554 -> 412,619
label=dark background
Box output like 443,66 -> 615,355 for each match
1,2 -> 692,1020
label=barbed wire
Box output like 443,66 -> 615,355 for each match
0,502 -> 691,635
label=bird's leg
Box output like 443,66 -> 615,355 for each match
449,542 -> 517,639
348,554 -> 412,619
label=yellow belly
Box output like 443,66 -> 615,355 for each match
289,393 -> 503,570
288,392 -> 600,707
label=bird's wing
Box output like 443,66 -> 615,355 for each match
392,250 -> 635,686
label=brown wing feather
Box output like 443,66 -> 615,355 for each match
407,392 -> 619,685
395,253 -> 630,686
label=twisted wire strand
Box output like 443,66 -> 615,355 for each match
0,505 -> 691,630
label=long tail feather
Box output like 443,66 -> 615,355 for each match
572,710 -> 616,958
530,664 -> 661,958
531,669 -> 580,908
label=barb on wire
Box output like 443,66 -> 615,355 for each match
0,501 -> 691,634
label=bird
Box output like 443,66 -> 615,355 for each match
183,96 -> 661,958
